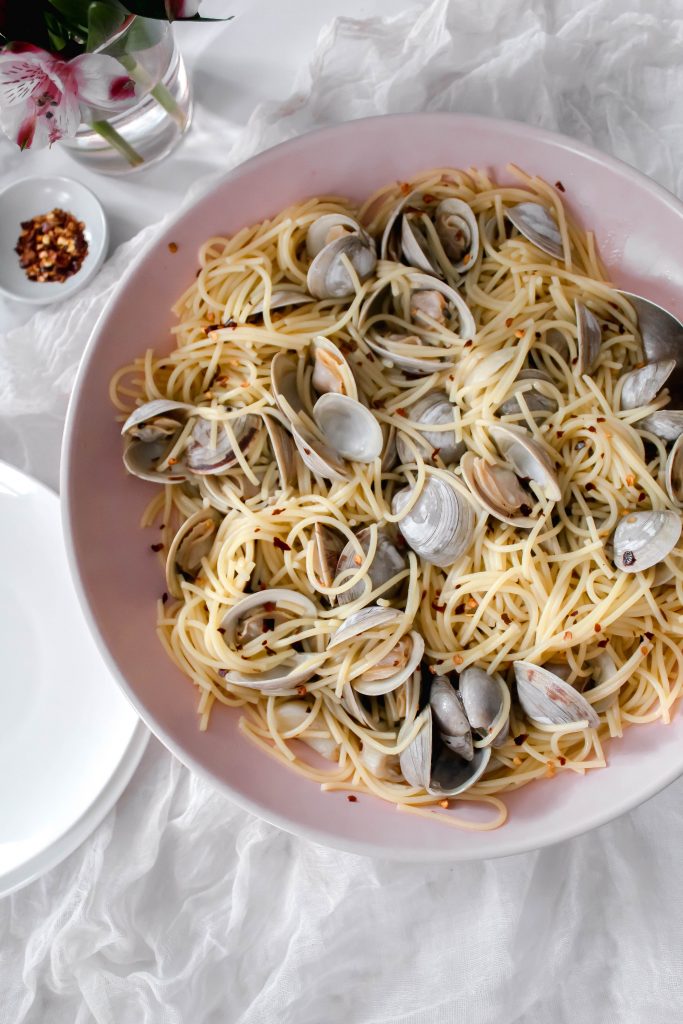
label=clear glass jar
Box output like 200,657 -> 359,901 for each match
60,19 -> 192,176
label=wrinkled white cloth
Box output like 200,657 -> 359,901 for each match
2,1 -> 683,1021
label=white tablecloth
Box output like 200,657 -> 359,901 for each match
2,2 -> 683,1020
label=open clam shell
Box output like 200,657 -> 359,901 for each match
307,231 -> 377,300
335,527 -> 406,605
458,667 -> 510,748
312,522 -> 345,589
429,675 -> 473,761
261,408 -> 297,488
461,451 -> 535,528
637,410 -> 683,443
433,198 -> 480,272
666,435 -> 683,508
364,334 -> 456,376
353,630 -> 425,696
496,369 -> 558,419
271,351 -> 305,420
587,651 -> 620,714
490,424 -> 561,502
220,589 -> 320,694
327,604 -> 402,649
381,190 -> 479,278
514,661 -> 600,727
505,202 -> 565,260
575,300 -> 602,375
612,509 -> 682,572
395,391 -> 465,466
311,336 -> 358,400
291,421 -> 348,482
185,415 -> 260,475
313,393 -> 383,463
621,292 -> 683,401
165,507 -> 220,598
399,706 -> 492,797
381,424 -> 399,472
392,476 -> 476,568
248,287 -> 313,316
121,398 -> 194,440
406,272 -> 476,340
619,359 -> 676,410
123,438 -> 189,484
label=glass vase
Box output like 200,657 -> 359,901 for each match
60,18 -> 192,176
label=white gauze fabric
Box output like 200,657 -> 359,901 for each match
2,1 -> 683,1021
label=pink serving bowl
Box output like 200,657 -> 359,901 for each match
62,114 -> 683,860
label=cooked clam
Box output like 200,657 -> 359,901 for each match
313,393 -> 383,463
359,742 -> 401,780
490,424 -> 561,502
290,420 -> 348,482
399,705 -> 491,796
382,190 -> 480,279
505,202 -> 565,260
123,438 -> 189,484
271,351 -> 305,420
220,589 -> 320,693
121,399 -> 194,483
185,415 -> 260,475
335,527 -> 406,605
306,215 -> 377,300
638,410 -> 683,443
461,452 -> 535,528
392,476 -> 476,568
327,604 -> 402,648
496,369 -> 558,419
619,359 -> 676,410
249,287 -> 312,316
575,300 -> 601,375
395,391 -> 465,465
311,336 -> 358,400
513,660 -> 600,727
458,667 -> 510,747
353,630 -> 425,696
312,522 -> 345,589
612,509 -> 682,572
165,507 -> 220,598
621,291 -> 683,400
261,408 -> 297,488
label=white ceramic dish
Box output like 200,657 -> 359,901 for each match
0,176 -> 108,305
62,114 -> 683,861
0,461 -> 147,897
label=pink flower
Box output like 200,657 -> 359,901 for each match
165,0 -> 201,18
0,44 -> 136,150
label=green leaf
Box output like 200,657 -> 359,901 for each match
86,0 -> 128,51
47,0 -> 90,34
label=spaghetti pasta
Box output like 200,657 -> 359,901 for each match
113,165 -> 683,831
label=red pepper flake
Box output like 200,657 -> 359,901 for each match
556,430 -> 565,438
515,329 -> 525,339
263,644 -> 276,655
304,447 -> 312,456
452,654 -> 464,666
273,537 -> 291,552
431,448 -> 441,461
520,503 -> 532,517
399,182 -> 411,196
151,542 -> 163,552
555,181 -> 566,193
168,241 -> 178,253
597,417 -> 606,423
366,352 -> 375,363
462,253 -> 471,265
464,340 -> 473,348
218,627 -> 226,634
455,603 -> 465,615
271,508 -> 285,516
505,318 -> 513,328
558,756 -> 567,766
501,613 -> 511,625
645,631 -> 654,641
296,685 -> 307,696
564,630 -> 573,641
421,589 -> 427,600
638,491 -> 647,502
422,193 -> 436,204
263,601 -> 276,612
432,601 -> 446,613
396,408 -> 408,418
347,794 -> 358,802
161,592 -> 168,604
15,207 -> 88,283
597,638 -> 608,648
588,426 -> 597,434
514,733 -> 528,746
585,482 -> 595,492
594,623 -> 602,633
168,457 -> 178,466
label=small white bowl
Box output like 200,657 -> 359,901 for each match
0,176 -> 108,305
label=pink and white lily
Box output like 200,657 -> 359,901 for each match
0,44 -> 136,150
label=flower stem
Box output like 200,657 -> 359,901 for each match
119,54 -> 187,131
89,119 -> 144,167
